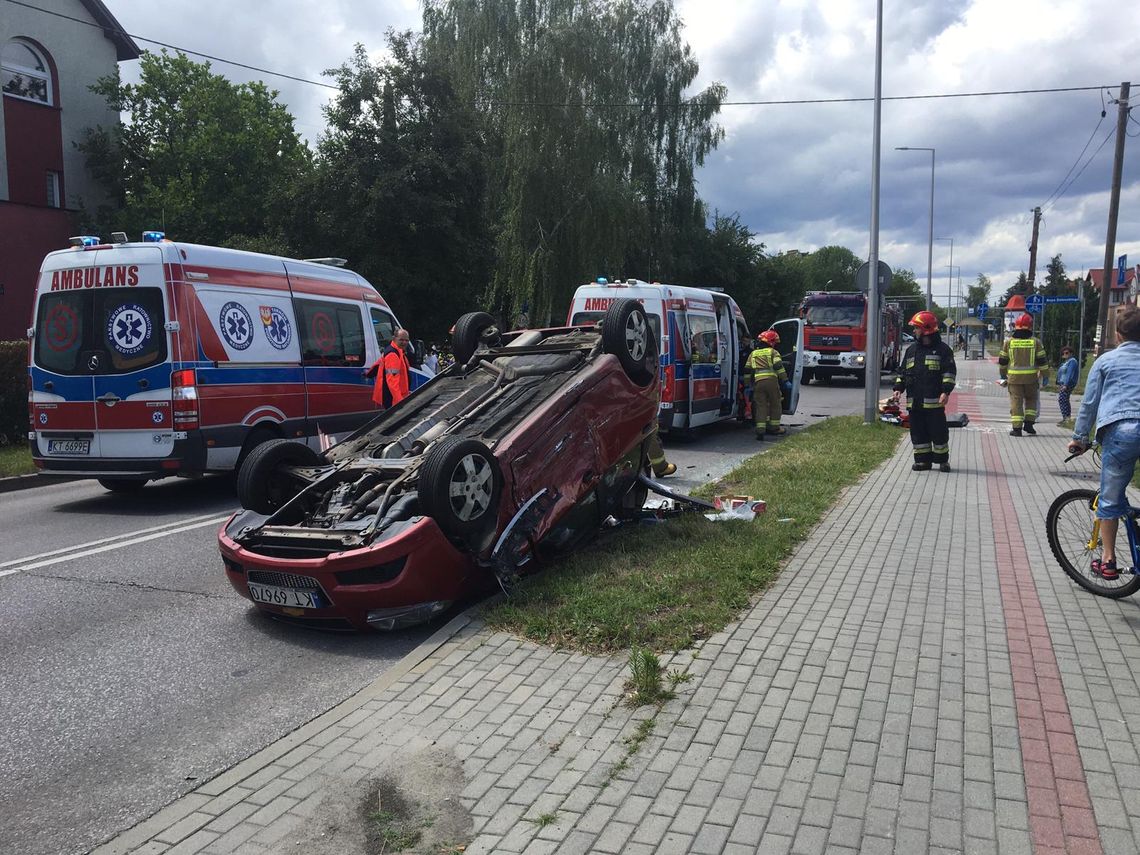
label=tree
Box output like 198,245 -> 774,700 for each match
966,274 -> 992,309
77,51 -> 309,245
422,0 -> 725,323
806,246 -> 863,291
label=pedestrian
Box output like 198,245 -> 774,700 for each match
744,329 -> 791,440
423,344 -> 440,374
957,331 -> 966,353
1055,345 -> 1078,427
998,313 -> 1047,435
1066,304 -> 1140,579
364,328 -> 411,408
645,425 -> 676,477
891,311 -> 957,471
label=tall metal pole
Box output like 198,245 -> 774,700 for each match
864,0 -> 884,425
1077,273 -> 1087,369
1096,81 -> 1130,354
896,146 -> 935,312
937,237 -> 953,320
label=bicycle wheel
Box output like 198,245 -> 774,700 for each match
1046,489 -> 1140,598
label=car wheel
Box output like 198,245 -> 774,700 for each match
98,478 -> 147,493
452,312 -> 501,365
237,439 -> 323,514
419,436 -> 502,538
602,299 -> 656,386
801,370 -> 813,385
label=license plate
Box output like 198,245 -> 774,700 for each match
248,583 -> 322,609
47,439 -> 90,455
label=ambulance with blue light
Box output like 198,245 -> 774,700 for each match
568,278 -> 804,434
27,232 -> 432,492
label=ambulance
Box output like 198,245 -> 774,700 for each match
27,232 -> 432,491
567,279 -> 804,434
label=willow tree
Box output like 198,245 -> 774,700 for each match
423,0 -> 725,322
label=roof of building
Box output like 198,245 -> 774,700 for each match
81,0 -> 141,61
1085,267 -> 1136,290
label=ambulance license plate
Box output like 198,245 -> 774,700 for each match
248,583 -> 321,609
47,439 -> 90,455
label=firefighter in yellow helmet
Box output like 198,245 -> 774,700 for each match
745,329 -> 790,440
892,311 -> 957,471
998,312 -> 1047,435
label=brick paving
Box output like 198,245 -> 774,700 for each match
91,357 -> 1140,855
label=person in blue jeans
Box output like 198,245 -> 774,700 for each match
1055,345 -> 1079,426
1068,304 -> 1140,578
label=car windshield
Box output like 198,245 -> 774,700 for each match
805,304 -> 864,327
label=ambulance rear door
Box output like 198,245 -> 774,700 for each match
769,317 -> 805,415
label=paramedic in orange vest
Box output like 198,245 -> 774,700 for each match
366,329 -> 411,408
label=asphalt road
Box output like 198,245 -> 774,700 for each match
0,375 -> 879,855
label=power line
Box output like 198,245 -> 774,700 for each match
1041,123 -> 1118,213
4,0 -> 1119,107
1040,109 -> 1106,210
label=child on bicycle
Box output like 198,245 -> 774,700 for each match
1067,304 -> 1140,578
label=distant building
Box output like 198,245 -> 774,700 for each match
0,1 -> 138,340
1084,266 -> 1138,345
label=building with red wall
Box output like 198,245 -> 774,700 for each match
1,1 -> 138,341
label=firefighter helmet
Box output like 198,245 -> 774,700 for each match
908,311 -> 939,335
758,329 -> 780,347
1013,313 -> 1034,330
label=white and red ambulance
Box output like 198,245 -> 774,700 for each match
27,232 -> 431,491
568,279 -> 802,434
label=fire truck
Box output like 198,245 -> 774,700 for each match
797,291 -> 902,384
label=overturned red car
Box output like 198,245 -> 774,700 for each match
219,299 -> 660,630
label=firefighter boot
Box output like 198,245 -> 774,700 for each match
1009,427 -> 1022,437
912,462 -> 932,471
939,462 -> 952,472
1023,421 -> 1037,435
654,462 -> 677,477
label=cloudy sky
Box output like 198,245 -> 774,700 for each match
98,0 -> 1139,307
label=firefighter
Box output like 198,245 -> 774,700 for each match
365,328 -> 411,408
892,311 -> 957,471
998,313 -> 1047,435
745,330 -> 790,440
645,425 -> 676,477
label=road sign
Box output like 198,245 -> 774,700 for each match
976,301 -> 988,320
1119,254 -> 1128,285
1024,293 -> 1044,314
855,260 -> 893,294
1044,295 -> 1080,304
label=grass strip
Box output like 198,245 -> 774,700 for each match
0,444 -> 34,478
484,416 -> 901,653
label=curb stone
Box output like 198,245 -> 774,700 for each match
0,472 -> 80,494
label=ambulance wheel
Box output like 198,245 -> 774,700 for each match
452,312 -> 500,365
237,439 -> 323,514
802,370 -> 814,385
602,299 -> 656,386
98,478 -> 147,493
419,436 -> 502,539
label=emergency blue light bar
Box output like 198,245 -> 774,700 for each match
69,235 -> 101,247
142,230 -> 166,242
596,277 -> 608,284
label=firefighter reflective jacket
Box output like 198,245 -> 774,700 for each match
744,347 -> 788,383
893,334 -> 956,408
998,331 -> 1046,383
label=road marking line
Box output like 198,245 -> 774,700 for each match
2,514 -> 232,575
0,510 -> 232,569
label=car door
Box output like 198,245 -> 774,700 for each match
769,317 -> 804,415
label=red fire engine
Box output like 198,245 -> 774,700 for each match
797,291 -> 902,384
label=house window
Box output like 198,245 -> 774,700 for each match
1,39 -> 52,105
46,172 -> 61,208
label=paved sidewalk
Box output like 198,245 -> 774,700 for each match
92,357 -> 1140,855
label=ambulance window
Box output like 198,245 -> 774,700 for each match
370,308 -> 397,345
687,315 -> 719,363
296,299 -> 366,367
34,288 -> 166,375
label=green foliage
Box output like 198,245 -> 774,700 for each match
0,341 -> 28,445
806,245 -> 863,291
967,274 -> 992,308
423,0 -> 725,324
626,647 -> 674,706
1036,255 -> 1096,365
77,51 -> 309,246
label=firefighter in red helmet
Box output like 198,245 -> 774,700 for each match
998,312 -> 1047,435
892,311 -> 957,471
745,329 -> 790,440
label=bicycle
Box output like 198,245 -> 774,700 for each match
1046,452 -> 1140,598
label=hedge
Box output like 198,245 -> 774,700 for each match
0,341 -> 27,445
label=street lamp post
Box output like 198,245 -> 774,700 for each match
937,237 -> 954,321
896,146 -> 935,311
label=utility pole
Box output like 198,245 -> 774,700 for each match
1096,81 -> 1130,354
1026,206 -> 1042,289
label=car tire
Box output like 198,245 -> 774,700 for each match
802,370 -> 813,385
98,478 -> 147,493
419,436 -> 502,539
237,439 -> 323,514
602,299 -> 656,386
452,312 -> 500,365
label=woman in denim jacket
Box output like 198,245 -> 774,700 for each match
1068,304 -> 1140,578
